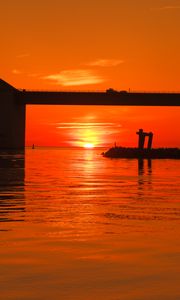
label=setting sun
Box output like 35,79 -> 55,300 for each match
84,143 -> 94,149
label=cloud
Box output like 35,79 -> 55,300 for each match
12,69 -> 22,74
56,122 -> 121,129
42,69 -> 104,86
16,53 -> 30,58
87,59 -> 124,67
153,5 -> 180,10
12,69 -> 42,78
28,73 -> 41,77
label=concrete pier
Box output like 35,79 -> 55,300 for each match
0,79 -> 180,150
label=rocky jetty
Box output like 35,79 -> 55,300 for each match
102,147 -> 180,159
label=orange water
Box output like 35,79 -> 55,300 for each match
0,148 -> 180,300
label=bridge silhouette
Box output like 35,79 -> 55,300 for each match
0,78 -> 180,149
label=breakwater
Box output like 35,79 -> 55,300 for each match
103,147 -> 180,159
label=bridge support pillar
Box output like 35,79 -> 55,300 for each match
0,79 -> 25,150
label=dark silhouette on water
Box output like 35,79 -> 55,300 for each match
103,129 -> 180,159
138,158 -> 152,188
136,129 -> 153,150
0,151 -> 25,223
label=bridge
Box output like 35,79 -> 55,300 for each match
0,78 -> 180,149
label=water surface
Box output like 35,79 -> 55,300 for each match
0,148 -> 180,300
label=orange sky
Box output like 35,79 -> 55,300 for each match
1,0 -> 180,147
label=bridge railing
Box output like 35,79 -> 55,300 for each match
17,88 -> 180,94
18,89 -> 105,93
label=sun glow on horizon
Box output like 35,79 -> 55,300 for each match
84,143 -> 95,149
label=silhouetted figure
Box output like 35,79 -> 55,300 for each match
32,144 -> 35,149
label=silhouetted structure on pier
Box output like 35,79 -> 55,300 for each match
0,78 -> 180,150
103,130 -> 180,159
136,129 -> 153,150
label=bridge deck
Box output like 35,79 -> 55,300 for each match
16,91 -> 180,106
